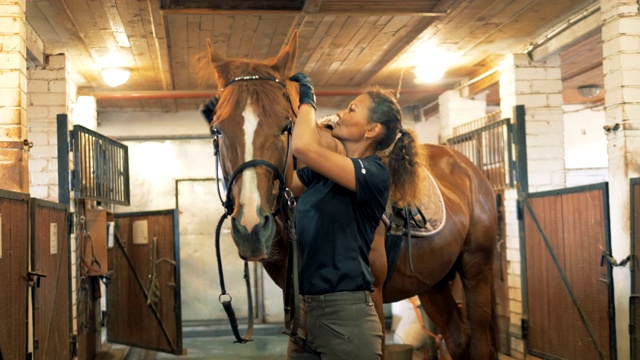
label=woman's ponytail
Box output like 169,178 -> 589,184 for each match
385,127 -> 428,208
365,88 -> 429,208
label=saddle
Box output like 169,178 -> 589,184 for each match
382,170 -> 446,287
382,170 -> 446,237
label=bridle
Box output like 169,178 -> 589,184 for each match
211,75 -> 302,345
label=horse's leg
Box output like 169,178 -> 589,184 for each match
417,281 -> 470,360
459,247 -> 497,360
370,224 -> 388,358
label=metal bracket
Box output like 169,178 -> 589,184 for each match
600,251 -> 632,268
26,271 -> 47,288
70,334 -> 77,357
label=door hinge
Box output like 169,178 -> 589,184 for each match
70,334 -> 77,357
521,318 -> 529,339
33,339 -> 39,351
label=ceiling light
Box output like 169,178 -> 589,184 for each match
577,84 -> 600,98
101,67 -> 131,87
414,64 -> 445,83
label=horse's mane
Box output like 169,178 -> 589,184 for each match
211,59 -> 292,127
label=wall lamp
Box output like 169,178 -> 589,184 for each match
577,84 -> 600,98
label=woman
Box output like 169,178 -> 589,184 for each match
286,73 -> 427,360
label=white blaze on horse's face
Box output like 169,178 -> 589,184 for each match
239,100 -> 262,232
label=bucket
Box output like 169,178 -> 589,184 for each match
385,344 -> 413,360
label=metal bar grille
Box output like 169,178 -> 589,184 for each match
72,125 -> 130,205
446,112 -> 514,190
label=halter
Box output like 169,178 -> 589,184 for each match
211,75 -> 302,344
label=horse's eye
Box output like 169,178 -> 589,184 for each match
281,123 -> 292,135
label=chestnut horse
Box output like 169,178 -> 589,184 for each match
205,31 -> 498,359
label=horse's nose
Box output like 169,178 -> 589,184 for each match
230,208 -> 275,258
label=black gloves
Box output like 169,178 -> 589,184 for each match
289,72 -> 316,110
200,96 -> 218,134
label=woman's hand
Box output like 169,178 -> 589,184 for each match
289,73 -> 316,110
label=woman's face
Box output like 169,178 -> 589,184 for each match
333,93 -> 372,142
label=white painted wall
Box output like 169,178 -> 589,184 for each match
562,104 -> 608,186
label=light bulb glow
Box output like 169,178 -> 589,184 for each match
101,67 -> 131,87
414,64 -> 445,83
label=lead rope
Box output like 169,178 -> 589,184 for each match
282,189 -> 304,347
215,210 -> 254,343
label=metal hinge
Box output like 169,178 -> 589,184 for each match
70,334 -> 77,357
521,318 -> 529,339
33,339 -> 39,351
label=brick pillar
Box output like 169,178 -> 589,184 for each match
437,89 -> 486,142
499,52 -> 565,359
27,54 -> 73,201
0,0 -> 28,192
601,1 -> 640,358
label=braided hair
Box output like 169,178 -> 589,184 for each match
365,88 -> 428,208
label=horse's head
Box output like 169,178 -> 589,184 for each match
207,31 -> 299,261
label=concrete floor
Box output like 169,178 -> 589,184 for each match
107,323 -> 520,360
122,324 -> 289,360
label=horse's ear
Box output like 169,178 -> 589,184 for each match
207,38 -> 230,87
271,30 -> 298,79
207,38 -> 226,66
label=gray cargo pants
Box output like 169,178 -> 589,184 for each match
286,291 -> 383,360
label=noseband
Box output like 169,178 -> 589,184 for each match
211,75 -> 301,344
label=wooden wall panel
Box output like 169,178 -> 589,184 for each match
107,210 -> 183,355
0,190 -> 29,360
632,178 -> 640,359
524,185 -> 613,359
30,199 -> 70,360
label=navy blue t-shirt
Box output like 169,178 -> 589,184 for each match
295,156 -> 390,295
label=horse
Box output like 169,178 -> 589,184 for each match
204,30 -> 499,360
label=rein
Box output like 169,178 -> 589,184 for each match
211,75 -> 302,344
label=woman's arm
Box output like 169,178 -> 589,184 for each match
290,74 -> 357,191
289,172 -> 306,197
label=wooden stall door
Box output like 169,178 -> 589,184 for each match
107,210 -> 184,355
0,190 -> 29,360
523,183 -> 613,359
632,178 -> 640,359
30,199 -> 70,360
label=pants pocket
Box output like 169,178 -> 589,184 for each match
318,320 -> 352,342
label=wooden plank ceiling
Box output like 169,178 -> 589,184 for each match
25,0 -> 602,113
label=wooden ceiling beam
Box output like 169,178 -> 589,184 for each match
159,9 -> 445,16
86,86 -> 447,100
159,0 -> 443,15
528,4 -> 600,61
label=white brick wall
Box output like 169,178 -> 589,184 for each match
27,54 -> 71,202
601,2 -> 640,358
437,89 -> 487,140
499,52 -> 566,358
0,0 -> 28,192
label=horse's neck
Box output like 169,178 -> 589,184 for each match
317,126 -> 345,155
